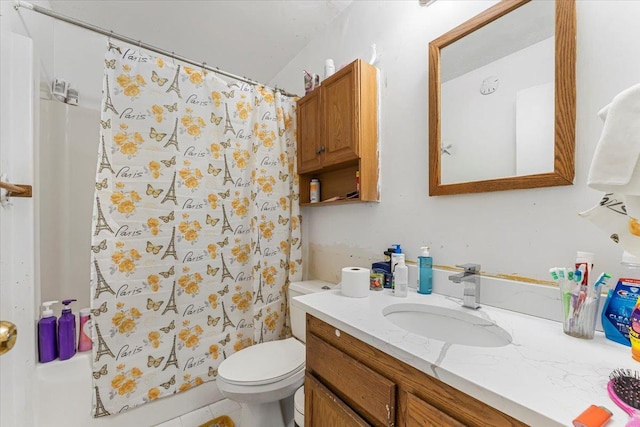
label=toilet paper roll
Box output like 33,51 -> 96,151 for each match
341,267 -> 370,298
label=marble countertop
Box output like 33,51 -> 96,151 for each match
292,286 -> 636,426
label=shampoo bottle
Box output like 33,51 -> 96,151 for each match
394,258 -> 408,297
58,299 -> 77,360
78,308 -> 92,352
38,300 -> 58,363
418,246 -> 433,294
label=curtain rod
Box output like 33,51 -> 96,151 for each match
14,0 -> 298,98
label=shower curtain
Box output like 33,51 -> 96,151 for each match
89,43 -> 301,416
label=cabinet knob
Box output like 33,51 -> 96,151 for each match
316,146 -> 326,155
335,329 -> 341,338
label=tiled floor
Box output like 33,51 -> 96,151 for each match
154,398 -> 242,427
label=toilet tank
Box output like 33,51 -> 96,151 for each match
289,280 -> 333,343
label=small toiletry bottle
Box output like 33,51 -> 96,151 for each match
390,244 -> 403,288
38,300 -> 58,363
310,179 -> 320,203
418,246 -> 433,294
58,299 -> 77,360
394,259 -> 408,297
78,308 -> 92,352
630,296 -> 640,361
324,59 -> 335,79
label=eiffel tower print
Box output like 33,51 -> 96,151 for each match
107,43 -> 121,54
163,335 -> 179,371
166,65 -> 182,98
103,75 -> 118,115
221,204 -> 233,234
93,386 -> 111,418
94,323 -> 115,361
254,274 -> 264,304
94,196 -> 114,236
258,321 -> 264,344
162,280 -> 178,315
161,227 -> 177,260
94,259 -> 115,298
253,232 -> 262,255
164,118 -> 179,151
221,301 -> 235,332
220,253 -> 234,282
222,152 -> 235,185
98,136 -> 114,174
161,172 -> 177,205
223,103 -> 236,135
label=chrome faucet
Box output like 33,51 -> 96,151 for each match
448,264 -> 481,309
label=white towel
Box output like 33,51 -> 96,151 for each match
588,83 -> 640,192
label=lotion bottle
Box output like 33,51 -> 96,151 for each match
418,246 -> 433,294
394,258 -> 408,297
58,299 -> 77,360
38,300 -> 58,363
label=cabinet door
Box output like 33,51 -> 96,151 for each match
305,373 -> 371,427
297,89 -> 322,174
406,392 -> 466,427
322,63 -> 359,167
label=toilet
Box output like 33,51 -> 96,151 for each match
216,280 -> 332,427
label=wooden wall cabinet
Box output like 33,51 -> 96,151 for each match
306,315 -> 528,427
297,59 -> 379,205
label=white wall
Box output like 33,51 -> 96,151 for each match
270,0 -> 640,283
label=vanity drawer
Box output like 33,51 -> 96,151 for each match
306,333 -> 396,427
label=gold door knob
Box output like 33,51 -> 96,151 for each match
0,321 -> 17,355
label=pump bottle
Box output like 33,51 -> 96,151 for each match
38,300 -> 58,363
394,258 -> 408,297
58,299 -> 77,360
418,247 -> 433,294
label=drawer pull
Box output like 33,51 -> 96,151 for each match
335,329 -> 341,337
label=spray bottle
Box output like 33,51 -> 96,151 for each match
58,299 -> 77,360
38,300 -> 58,363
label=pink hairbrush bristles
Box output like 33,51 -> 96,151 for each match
609,369 -> 640,427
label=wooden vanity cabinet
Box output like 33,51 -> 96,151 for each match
305,314 -> 528,427
296,59 -> 379,205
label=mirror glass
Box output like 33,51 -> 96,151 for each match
429,0 -> 576,196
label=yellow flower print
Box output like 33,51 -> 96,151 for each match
235,101 -> 252,121
187,124 -> 201,137
208,293 -> 218,309
189,72 -> 203,85
284,112 -> 293,130
194,377 -> 204,386
111,192 -> 125,204
257,174 -> 276,195
185,282 -> 199,295
185,334 -> 199,348
113,128 -> 145,157
291,216 -> 299,230
178,328 -> 190,341
262,265 -> 277,286
279,197 -> 287,210
280,240 -> 290,255
231,244 -> 250,264
120,142 -> 137,155
231,197 -> 249,217
147,274 -> 160,292
265,312 -> 279,331
232,150 -> 250,169
122,64 -> 131,72
148,387 -> 161,400
124,85 -> 140,97
207,244 -> 218,260
113,132 -> 127,145
131,367 -> 143,378
118,379 -> 136,395
234,335 -> 253,352
178,219 -> 201,243
207,194 -> 218,209
116,74 -> 132,88
178,382 -> 191,393
181,115 -> 193,127
289,260 -> 298,276
232,291 -> 252,312
181,113 -> 206,137
111,304 -> 141,335
209,344 -> 219,359
259,219 -> 275,240
111,373 -> 126,389
156,58 -> 164,68
210,143 -> 221,159
135,74 -> 146,85
211,91 -> 222,107
179,167 -> 203,190
148,331 -> 160,341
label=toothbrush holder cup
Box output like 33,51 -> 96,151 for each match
560,286 -> 602,340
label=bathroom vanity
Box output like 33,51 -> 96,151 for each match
293,288 -> 634,426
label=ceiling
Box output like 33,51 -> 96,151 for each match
47,0 -> 353,85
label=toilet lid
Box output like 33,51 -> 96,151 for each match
218,338 -> 305,386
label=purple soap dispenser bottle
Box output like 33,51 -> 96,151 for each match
58,299 -> 77,360
38,300 -> 58,363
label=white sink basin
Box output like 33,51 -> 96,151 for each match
382,303 -> 512,347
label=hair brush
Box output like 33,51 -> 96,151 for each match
609,368 -> 640,427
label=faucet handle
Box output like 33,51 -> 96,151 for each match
456,263 -> 480,274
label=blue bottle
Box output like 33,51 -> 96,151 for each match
418,246 -> 433,294
38,300 -> 58,363
58,299 -> 77,360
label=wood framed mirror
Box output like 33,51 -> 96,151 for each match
428,0 -> 576,196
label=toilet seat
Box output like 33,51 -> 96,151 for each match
218,338 -> 305,386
